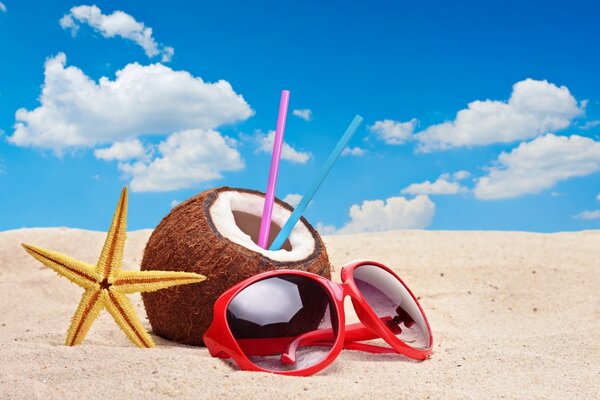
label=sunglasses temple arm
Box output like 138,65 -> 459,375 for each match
281,317 -> 396,364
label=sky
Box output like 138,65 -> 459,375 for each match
1,0 -> 599,234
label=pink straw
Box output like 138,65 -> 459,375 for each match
258,90 -> 290,248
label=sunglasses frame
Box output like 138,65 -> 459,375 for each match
203,259 -> 433,376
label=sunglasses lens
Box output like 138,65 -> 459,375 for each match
226,274 -> 338,372
353,265 -> 431,350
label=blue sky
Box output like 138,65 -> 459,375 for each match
1,0 -> 599,233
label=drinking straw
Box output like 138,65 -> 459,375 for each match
269,114 -> 364,251
258,90 -> 291,248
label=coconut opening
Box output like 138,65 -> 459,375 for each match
232,211 -> 293,251
210,190 -> 316,262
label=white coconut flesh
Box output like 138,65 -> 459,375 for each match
209,190 -> 316,262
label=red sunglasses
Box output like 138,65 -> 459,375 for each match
204,260 -> 433,376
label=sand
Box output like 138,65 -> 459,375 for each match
0,228 -> 598,399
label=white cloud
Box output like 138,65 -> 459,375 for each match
415,79 -> 584,152
452,170 -> 471,181
119,129 -> 244,192
255,130 -> 311,164
283,193 -> 302,207
597,193 -> 600,201
315,222 -> 337,236
292,109 -> 312,121
94,139 -> 148,161
170,199 -> 181,208
574,210 -> 600,220
282,193 -> 315,209
369,118 -> 417,145
580,120 -> 600,130
341,146 -> 366,157
9,53 -> 253,152
160,47 -> 175,63
336,195 -> 435,234
60,5 -> 174,61
474,134 -> 600,200
401,173 -> 467,196
0,2 -> 7,13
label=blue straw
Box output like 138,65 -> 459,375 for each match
269,115 -> 364,250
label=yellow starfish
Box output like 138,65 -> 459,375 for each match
22,187 -> 206,348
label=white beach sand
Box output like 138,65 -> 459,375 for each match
0,228 -> 598,399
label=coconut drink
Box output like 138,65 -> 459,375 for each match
141,186 -> 332,346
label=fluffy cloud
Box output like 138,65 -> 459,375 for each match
0,2 -> 6,13
341,146 -> 366,157
94,139 -> 148,161
9,53 -> 253,152
369,118 -> 417,145
119,129 -> 244,192
283,193 -> 302,208
580,120 -> 600,130
574,210 -> 600,220
60,5 -> 174,62
255,130 -> 311,164
292,109 -> 312,121
474,134 -> 600,200
315,222 -> 337,236
452,170 -> 471,181
336,195 -> 435,234
401,172 -> 468,196
415,79 -> 584,152
576,194 -> 600,219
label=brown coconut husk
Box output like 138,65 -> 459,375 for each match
141,187 -> 332,346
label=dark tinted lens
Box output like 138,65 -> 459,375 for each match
226,274 -> 338,372
353,265 -> 430,349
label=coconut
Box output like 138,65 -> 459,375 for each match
141,187 -> 332,346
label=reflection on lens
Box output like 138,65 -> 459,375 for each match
353,265 -> 430,350
226,275 -> 338,372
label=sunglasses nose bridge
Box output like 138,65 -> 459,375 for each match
325,280 -> 346,301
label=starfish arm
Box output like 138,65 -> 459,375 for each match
112,270 -> 206,294
96,187 -> 128,279
104,289 -> 155,348
65,289 -> 105,346
22,243 -> 99,289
